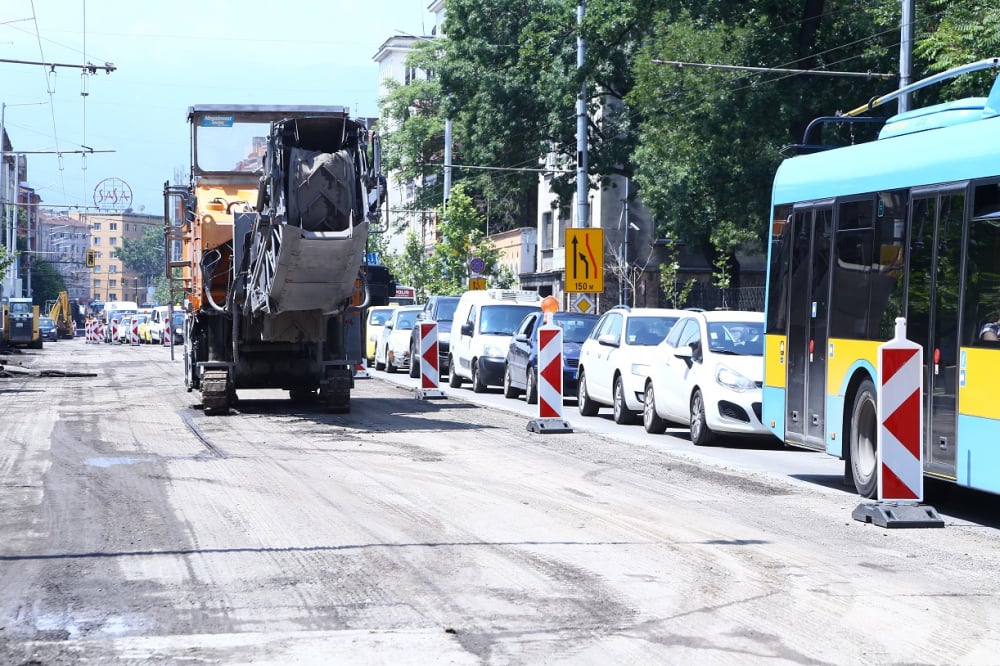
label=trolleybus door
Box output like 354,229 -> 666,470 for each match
906,191 -> 963,478
785,205 -> 833,449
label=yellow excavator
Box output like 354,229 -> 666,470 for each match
46,291 -> 76,339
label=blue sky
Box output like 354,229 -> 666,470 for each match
2,0 -> 434,213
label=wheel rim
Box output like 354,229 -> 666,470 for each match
644,384 -> 654,427
614,379 -> 624,418
855,394 -> 877,482
691,392 -> 704,441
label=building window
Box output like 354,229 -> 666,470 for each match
110,237 -> 118,246
93,265 -> 101,273
92,222 -> 101,231
110,222 -> 118,231
109,265 -> 117,274
541,212 -> 553,251
110,279 -> 117,288
94,237 -> 101,245
93,279 -> 101,289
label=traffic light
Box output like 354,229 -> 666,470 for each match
85,249 -> 96,267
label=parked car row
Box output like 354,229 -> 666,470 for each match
366,293 -> 771,447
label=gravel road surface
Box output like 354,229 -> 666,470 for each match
2,339 -> 1000,664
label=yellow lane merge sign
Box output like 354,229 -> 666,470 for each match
564,228 -> 603,293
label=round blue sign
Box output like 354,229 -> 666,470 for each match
469,257 -> 486,274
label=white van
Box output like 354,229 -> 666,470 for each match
148,306 -> 170,343
448,289 -> 541,392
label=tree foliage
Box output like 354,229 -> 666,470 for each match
382,0 -> 997,293
29,258 -> 66,307
115,225 -> 165,283
425,184 -> 511,294
628,2 -> 896,264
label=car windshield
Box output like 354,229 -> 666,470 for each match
40,318 -> 55,326
707,321 -> 763,356
395,311 -> 419,330
368,308 -> 392,326
625,316 -> 678,346
479,305 -> 540,335
554,316 -> 597,343
436,300 -> 458,322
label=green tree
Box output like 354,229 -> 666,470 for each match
0,245 -> 13,287
627,2 -> 896,271
426,185 -> 506,294
912,2 -> 1000,99
29,258 -> 67,307
115,225 -> 166,294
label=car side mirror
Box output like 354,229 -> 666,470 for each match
385,322 -> 393,330
673,345 -> 693,360
515,333 -> 529,343
598,333 -> 619,347
461,322 -> 473,336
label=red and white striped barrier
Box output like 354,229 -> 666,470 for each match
415,321 -> 445,399
853,317 -> 942,528
130,319 -> 140,346
877,319 -> 923,502
527,319 -> 572,433
85,320 -> 94,343
354,362 -> 370,379
109,319 -> 119,344
162,320 -> 171,346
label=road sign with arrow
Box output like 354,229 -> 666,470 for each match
564,229 -> 603,293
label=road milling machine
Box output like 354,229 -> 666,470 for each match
165,105 -> 392,415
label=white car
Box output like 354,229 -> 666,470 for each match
640,310 -> 770,445
374,305 -> 423,373
576,306 -> 687,424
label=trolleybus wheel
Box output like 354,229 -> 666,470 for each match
849,378 -> 879,499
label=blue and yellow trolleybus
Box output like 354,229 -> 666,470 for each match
764,58 -> 1000,498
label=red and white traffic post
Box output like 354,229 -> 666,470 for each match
527,296 -> 572,434
415,321 -> 445,400
853,317 -> 942,528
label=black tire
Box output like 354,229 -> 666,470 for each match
502,364 -> 520,399
577,370 -> 599,417
471,360 -> 487,393
290,150 -> 355,232
849,378 -> 879,498
375,356 -> 385,371
690,389 -> 715,446
643,382 -> 668,434
613,375 -> 636,425
408,346 -> 420,378
525,368 -> 539,405
448,356 -> 463,388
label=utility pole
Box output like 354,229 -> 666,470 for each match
575,0 -> 588,229
899,0 -> 914,113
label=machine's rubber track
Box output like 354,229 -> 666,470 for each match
321,367 -> 352,414
202,369 -> 232,415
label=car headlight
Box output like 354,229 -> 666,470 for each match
483,343 -> 505,358
716,364 -> 756,392
631,363 -> 651,377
